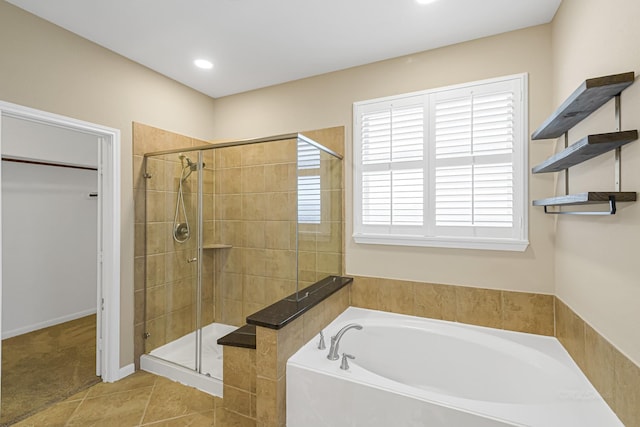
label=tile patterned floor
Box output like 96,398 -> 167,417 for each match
13,371 -> 226,427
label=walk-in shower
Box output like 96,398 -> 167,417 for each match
140,133 -> 343,395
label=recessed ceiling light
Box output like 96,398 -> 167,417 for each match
416,0 -> 438,4
194,59 -> 213,70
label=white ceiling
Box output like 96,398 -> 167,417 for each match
7,0 -> 561,98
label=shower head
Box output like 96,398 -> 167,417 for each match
178,154 -> 205,182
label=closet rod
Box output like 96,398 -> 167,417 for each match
1,157 -> 97,171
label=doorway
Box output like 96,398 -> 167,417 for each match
0,101 -> 121,421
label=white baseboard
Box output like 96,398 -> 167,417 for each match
112,363 -> 135,382
2,308 -> 97,339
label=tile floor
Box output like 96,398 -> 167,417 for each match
13,371 -> 227,427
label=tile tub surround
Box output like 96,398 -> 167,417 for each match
556,298 -> 640,427
350,275 -> 555,336
255,282 -> 351,427
350,275 -> 640,426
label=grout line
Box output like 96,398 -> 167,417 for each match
136,376 -> 158,426
64,390 -> 90,427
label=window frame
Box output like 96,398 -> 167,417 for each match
353,73 -> 529,252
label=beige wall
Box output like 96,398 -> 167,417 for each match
0,1 -> 217,368
211,24 -> 556,294
551,0 -> 640,367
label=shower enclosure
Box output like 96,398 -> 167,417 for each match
140,133 -> 343,395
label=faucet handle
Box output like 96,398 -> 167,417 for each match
340,353 -> 355,370
317,330 -> 326,350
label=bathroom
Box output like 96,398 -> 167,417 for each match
0,0 -> 639,425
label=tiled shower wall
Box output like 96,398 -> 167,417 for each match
214,127 -> 344,326
133,123 -> 216,364
133,124 -> 345,364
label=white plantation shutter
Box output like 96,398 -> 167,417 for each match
354,74 -> 527,251
360,102 -> 425,229
297,140 -> 321,224
433,87 -> 516,232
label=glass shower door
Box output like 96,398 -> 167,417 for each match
143,151 -> 200,372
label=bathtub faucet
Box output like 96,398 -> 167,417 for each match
327,323 -> 363,360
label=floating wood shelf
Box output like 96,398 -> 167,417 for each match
203,244 -> 232,249
531,72 -> 635,140
533,192 -> 637,207
532,131 -> 638,174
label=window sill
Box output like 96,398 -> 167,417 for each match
353,233 -> 529,252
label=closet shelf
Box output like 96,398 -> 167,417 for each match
532,131 -> 638,174
531,72 -> 635,140
203,244 -> 232,250
532,192 -> 637,207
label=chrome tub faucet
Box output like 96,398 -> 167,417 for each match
327,323 -> 363,360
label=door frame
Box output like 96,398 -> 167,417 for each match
0,100 -> 121,382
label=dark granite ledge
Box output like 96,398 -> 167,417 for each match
217,324 -> 256,349
247,275 -> 353,330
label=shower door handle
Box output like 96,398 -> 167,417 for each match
187,257 -> 198,263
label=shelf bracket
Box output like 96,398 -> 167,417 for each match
614,95 -> 622,191
543,196 -> 617,215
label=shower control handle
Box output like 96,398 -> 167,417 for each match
187,257 -> 197,263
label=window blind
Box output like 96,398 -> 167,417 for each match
353,74 -> 527,251
297,140 -> 321,224
434,90 -> 515,228
361,104 -> 424,227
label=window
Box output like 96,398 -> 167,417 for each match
297,139 -> 321,224
353,74 -> 528,251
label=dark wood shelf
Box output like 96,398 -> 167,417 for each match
532,131 -> 638,174
533,192 -> 637,207
532,72 -> 635,140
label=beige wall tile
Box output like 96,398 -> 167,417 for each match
256,327 -> 278,380
264,221 -> 291,250
242,166 -> 265,193
244,248 -> 267,277
614,349 -> 640,427
584,324 -> 615,404
264,192 -> 291,221
217,194 -> 242,220
216,220 -> 242,247
144,316 -> 166,352
242,194 -> 266,221
218,248 -> 243,274
222,300 -> 244,326
146,285 -> 167,320
264,164 -> 291,192
241,144 -> 265,166
256,376 -> 286,427
224,347 -> 257,393
351,276 -> 413,315
166,306 -> 194,342
133,155 -> 144,190
276,317 -> 304,380
224,385 -> 252,417
414,282 -> 456,321
216,167 -> 242,194
243,221 -> 266,249
502,291 -> 554,336
222,409 -> 256,427
244,275 -> 267,305
263,139 -> 296,164
265,250 -> 296,280
165,279 -> 193,313
216,146 -> 242,169
555,298 -> 586,372
455,286 -> 503,329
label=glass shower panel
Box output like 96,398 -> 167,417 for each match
143,151 -> 199,371
296,136 -> 343,293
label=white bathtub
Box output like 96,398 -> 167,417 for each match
287,307 -> 622,427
